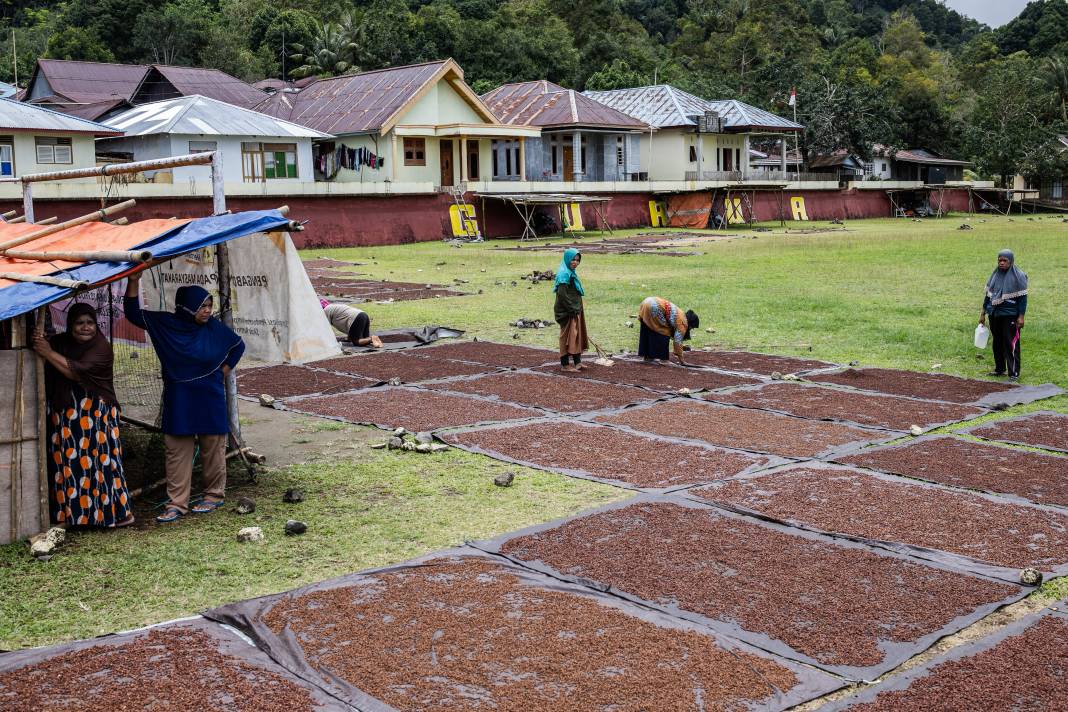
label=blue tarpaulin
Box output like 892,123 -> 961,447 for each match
0,210 -> 291,322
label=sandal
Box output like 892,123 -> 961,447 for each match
115,515 -> 136,528
191,499 -> 225,514
156,507 -> 184,524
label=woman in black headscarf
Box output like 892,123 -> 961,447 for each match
979,248 -> 1028,381
33,303 -> 134,528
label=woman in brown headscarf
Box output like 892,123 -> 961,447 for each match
33,303 -> 134,528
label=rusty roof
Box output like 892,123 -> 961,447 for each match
31,59 -> 149,104
252,60 -> 496,136
482,81 -> 646,130
139,65 -> 267,108
0,98 -> 121,135
584,85 -> 801,132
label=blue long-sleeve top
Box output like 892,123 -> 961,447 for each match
983,293 -> 1027,318
125,296 -> 244,435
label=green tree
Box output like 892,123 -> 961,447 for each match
132,0 -> 214,65
289,20 -> 358,78
46,26 -> 116,63
61,0 -> 151,64
1041,55 -> 1068,122
585,59 -> 649,90
358,0 -> 418,69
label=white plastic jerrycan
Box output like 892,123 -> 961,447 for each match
974,323 -> 990,349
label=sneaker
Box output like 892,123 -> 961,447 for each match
1008,376 -> 1020,383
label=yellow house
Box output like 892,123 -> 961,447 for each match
255,60 -> 538,189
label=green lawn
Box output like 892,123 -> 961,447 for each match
4,214 -> 1067,649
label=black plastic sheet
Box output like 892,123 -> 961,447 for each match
205,549 -> 842,711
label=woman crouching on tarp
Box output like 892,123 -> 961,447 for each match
124,274 -> 245,523
33,303 -> 134,528
554,248 -> 588,372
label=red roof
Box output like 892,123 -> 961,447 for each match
143,65 -> 267,108
482,81 -> 646,130
32,59 -> 149,104
253,60 -> 494,135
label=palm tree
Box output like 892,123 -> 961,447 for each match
288,21 -> 358,78
1041,55 -> 1068,122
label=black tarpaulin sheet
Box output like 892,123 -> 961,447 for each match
340,325 -> 464,352
958,410 -> 1068,454
470,494 -> 1027,681
0,616 -> 352,711
822,603 -> 1068,710
440,416 -> 786,494
204,548 -> 842,711
686,461 -> 1068,583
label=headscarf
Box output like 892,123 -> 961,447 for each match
138,285 -> 244,382
319,298 -> 331,309
46,303 -> 118,410
553,248 -> 584,296
985,249 -> 1028,308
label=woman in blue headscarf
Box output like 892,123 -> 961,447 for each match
124,273 -> 245,522
979,248 -> 1028,381
553,247 -> 588,371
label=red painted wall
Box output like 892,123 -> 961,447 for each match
1,188 -> 975,248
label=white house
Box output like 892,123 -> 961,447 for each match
0,98 -> 120,181
98,95 -> 331,184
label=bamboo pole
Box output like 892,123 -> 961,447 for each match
0,272 -> 89,289
0,200 -> 135,253
34,308 -> 47,531
110,217 -> 129,226
19,152 -> 215,184
8,215 -> 56,225
1,210 -> 16,219
1,248 -> 152,263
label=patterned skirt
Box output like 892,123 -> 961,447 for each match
47,387 -> 133,527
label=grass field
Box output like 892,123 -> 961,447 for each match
3,214 -> 1066,649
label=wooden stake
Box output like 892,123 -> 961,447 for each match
1,248 -> 152,263
0,200 -> 135,253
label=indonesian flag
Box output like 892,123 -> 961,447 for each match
788,87 -> 797,106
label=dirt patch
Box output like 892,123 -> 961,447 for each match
425,372 -> 656,413
533,360 -> 758,393
838,435 -> 1068,508
237,364 -> 373,399
597,399 -> 889,458
314,351 -> 494,383
966,411 -> 1068,453
312,279 -> 467,302
289,387 -> 540,431
252,556 -> 815,712
707,383 -> 985,431
683,350 -> 836,375
416,340 -> 558,368
443,420 -> 769,490
498,501 -> 1019,673
807,367 -> 1018,404
0,622 -> 336,711
693,465 -> 1068,572
838,613 -> 1068,711
240,407 -> 375,469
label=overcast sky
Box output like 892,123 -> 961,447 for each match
943,0 -> 1030,27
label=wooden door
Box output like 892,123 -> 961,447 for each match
563,146 -> 574,181
440,140 -> 454,187
466,140 -> 480,181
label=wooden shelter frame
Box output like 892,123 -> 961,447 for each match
475,193 -> 613,240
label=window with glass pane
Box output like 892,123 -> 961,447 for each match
35,136 -> 73,164
0,138 -> 13,177
188,141 -> 217,154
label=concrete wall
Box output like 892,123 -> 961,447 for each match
7,133 -> 98,181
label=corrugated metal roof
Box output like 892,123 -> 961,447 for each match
103,95 -> 332,139
891,148 -> 970,166
584,85 -> 802,132
34,59 -> 149,103
29,97 -> 130,121
0,98 -> 121,135
482,81 -> 646,130
146,65 -> 267,108
253,61 -> 455,135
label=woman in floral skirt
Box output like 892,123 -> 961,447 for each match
33,303 -> 134,528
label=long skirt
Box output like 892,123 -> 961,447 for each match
638,321 -> 671,360
47,386 -> 133,527
559,310 -> 589,356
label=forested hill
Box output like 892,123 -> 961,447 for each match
2,1 -> 1067,181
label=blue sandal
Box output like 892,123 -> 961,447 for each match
191,499 -> 225,514
156,507 -> 184,523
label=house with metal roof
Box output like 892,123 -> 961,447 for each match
22,59 -> 267,121
0,98 -> 120,180
253,59 -> 538,189
98,95 -> 331,184
481,80 -> 648,183
584,85 -> 802,182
